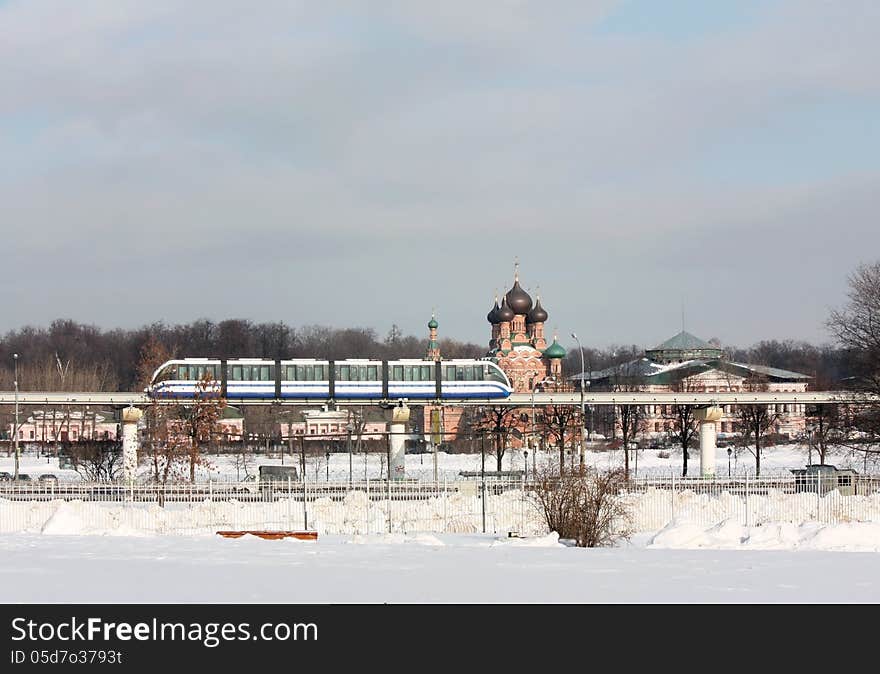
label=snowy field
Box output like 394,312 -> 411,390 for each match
4,446 -> 880,603
3,529 -> 880,603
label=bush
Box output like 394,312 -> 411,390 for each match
531,467 -> 632,547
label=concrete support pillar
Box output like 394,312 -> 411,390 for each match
694,406 -> 723,477
121,407 -> 143,483
388,403 -> 409,480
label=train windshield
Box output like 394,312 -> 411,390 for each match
152,363 -> 177,384
485,364 -> 509,386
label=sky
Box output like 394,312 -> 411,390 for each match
1,0 -> 878,351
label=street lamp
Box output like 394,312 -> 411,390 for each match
570,333 -> 586,468
325,451 -> 330,481
346,420 -> 354,486
13,353 -> 20,480
807,425 -> 814,466
727,447 -> 732,478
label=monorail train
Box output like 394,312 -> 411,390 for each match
147,358 -> 513,400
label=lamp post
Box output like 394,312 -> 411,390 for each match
807,425 -> 813,466
346,420 -> 354,486
325,451 -> 330,481
480,429 -> 486,534
13,353 -> 20,480
727,447 -> 732,478
570,333 -> 586,469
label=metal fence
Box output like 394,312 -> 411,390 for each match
2,475 -> 880,536
0,478 -> 540,537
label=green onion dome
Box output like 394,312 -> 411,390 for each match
543,338 -> 566,359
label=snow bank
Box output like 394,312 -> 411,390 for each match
648,519 -> 880,551
40,501 -> 152,537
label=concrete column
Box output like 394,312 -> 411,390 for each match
694,406 -> 723,477
121,407 -> 143,483
388,403 -> 409,480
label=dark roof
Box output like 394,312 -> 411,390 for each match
526,297 -> 548,324
505,279 -> 532,315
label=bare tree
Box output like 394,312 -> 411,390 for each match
734,374 -> 779,477
473,406 -> 519,472
828,260 -> 880,457
65,440 -> 123,481
663,380 -> 700,477
608,361 -> 648,479
179,373 -> 226,482
537,404 -> 580,474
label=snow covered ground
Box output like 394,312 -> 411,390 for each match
3,530 -> 880,602
4,441 -> 878,484
4,446 -> 880,603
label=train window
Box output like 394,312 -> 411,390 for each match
315,365 -> 325,380
473,366 -> 484,381
231,365 -> 243,381
260,365 -> 272,381
486,366 -> 508,385
338,365 -> 351,380
420,366 -> 431,380
445,366 -> 456,380
392,365 -> 404,380
154,364 -> 176,383
366,365 -> 378,380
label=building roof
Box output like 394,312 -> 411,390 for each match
568,357 -> 811,384
651,330 -> 715,351
724,362 -> 811,381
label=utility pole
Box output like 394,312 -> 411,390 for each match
571,333 -> 586,469
13,353 -> 20,480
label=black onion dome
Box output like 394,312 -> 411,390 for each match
505,279 -> 533,315
527,297 -> 548,324
496,296 -> 515,322
486,300 -> 501,324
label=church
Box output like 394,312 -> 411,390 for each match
422,266 -> 568,447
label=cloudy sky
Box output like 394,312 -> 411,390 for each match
1,0 -> 878,350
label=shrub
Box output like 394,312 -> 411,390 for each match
531,467 -> 632,547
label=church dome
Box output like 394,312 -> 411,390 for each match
486,300 -> 500,324
496,297 -> 515,322
543,338 -> 566,359
505,279 -> 532,315
428,315 -> 438,330
526,297 -> 548,324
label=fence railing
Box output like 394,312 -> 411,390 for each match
2,475 -> 879,536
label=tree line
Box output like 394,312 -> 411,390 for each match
0,319 -> 485,391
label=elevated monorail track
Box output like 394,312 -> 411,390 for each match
0,390 -> 873,407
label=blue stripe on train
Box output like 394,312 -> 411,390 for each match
150,385 -> 511,399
